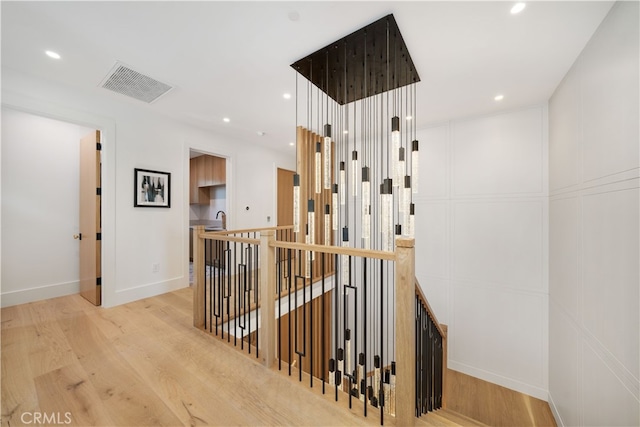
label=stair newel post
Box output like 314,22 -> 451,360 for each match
260,229 -> 277,368
395,237 -> 416,427
193,225 -> 206,328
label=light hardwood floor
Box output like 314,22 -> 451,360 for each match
446,370 -> 556,427
1,287 -> 555,427
2,288 -> 381,426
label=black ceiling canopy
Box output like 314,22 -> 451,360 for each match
291,14 -> 420,106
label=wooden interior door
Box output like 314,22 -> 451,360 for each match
78,130 -> 102,305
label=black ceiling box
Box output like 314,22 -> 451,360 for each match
291,14 -> 420,105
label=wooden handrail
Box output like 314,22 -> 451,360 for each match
198,230 -> 259,245
414,278 -> 446,339
207,225 -> 294,235
270,240 -> 396,261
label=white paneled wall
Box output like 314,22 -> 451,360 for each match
414,104 -> 549,399
548,2 -> 639,426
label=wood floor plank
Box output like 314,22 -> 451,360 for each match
58,312 -> 183,426
0,305 -> 29,330
111,331 -> 255,426
153,290 -> 193,317
34,363 -> 115,426
1,327 -> 41,427
25,294 -> 89,325
28,319 -> 77,378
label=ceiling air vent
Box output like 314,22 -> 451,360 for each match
99,62 -> 173,104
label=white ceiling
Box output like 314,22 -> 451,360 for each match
1,1 -> 614,152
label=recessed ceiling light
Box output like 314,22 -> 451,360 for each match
510,3 -> 526,14
45,50 -> 61,59
494,94 -> 505,101
288,11 -> 300,22
343,130 -> 349,134
223,117 -> 230,123
289,142 -> 295,146
283,93 -> 291,100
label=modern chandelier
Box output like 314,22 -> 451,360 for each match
291,14 -> 420,253
287,14 -> 421,419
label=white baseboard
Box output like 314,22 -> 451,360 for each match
1,280 -> 80,308
548,393 -> 564,426
110,276 -> 188,307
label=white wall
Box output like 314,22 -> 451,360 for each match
548,2 -> 639,426
1,108 -> 94,305
415,105 -> 549,399
1,69 -> 294,307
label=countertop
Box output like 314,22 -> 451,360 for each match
189,220 -> 224,231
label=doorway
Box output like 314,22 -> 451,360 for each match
1,108 -> 101,306
188,149 -> 229,282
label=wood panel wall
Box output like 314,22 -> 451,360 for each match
277,168 -> 295,227
277,292 -> 333,379
295,126 -> 336,278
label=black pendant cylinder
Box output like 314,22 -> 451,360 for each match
392,116 -> 400,132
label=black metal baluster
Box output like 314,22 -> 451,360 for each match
427,313 -> 433,412
234,241 -> 238,347
363,257 -> 368,417
247,245 -> 252,354
310,246 -> 314,388
255,243 -> 259,358
380,259 -> 384,426
226,245 -> 231,342
334,253 -> 340,401
204,238 -> 208,331
321,252 -> 326,394
277,248 -> 284,370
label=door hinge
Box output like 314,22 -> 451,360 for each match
96,188 -> 102,196
96,277 -> 102,286
97,233 -> 102,241
96,142 -> 102,151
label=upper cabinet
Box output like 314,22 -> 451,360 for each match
190,155 -> 226,204
201,155 -> 225,186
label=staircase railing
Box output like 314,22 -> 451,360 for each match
192,225 -> 446,426
415,279 -> 447,416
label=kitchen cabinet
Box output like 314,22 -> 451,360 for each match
190,155 -> 226,204
195,155 -> 225,187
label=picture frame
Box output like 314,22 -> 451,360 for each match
134,168 -> 171,208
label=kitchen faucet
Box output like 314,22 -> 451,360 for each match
216,210 -> 226,229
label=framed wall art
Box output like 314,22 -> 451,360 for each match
134,168 -> 170,208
